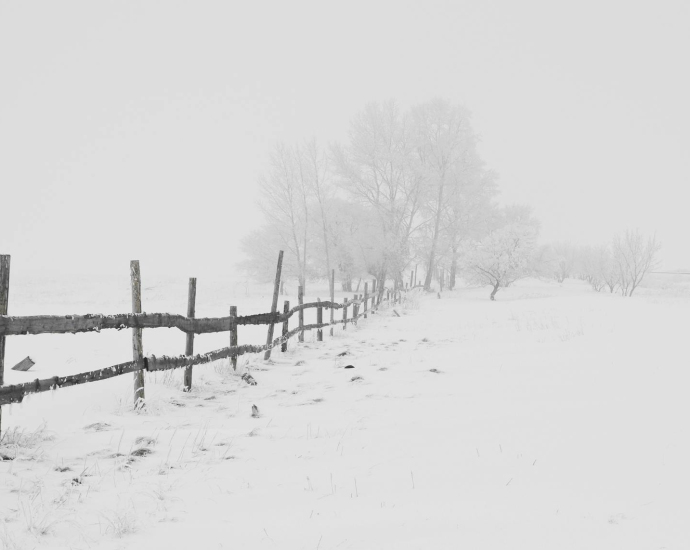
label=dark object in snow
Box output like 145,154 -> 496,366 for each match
130,447 -> 152,457
350,376 -> 363,382
337,351 -> 348,357
429,368 -> 441,374
84,422 -> 111,431
242,372 -> 257,386
295,360 -> 305,366
0,453 -> 14,461
344,365 -> 355,369
12,356 -> 35,371
393,309 -> 401,317
251,404 -> 260,417
437,292 -> 441,299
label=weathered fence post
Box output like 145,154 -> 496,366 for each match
130,260 -> 145,409
264,250 -> 284,361
183,277 -> 196,391
372,279 -> 376,312
229,305 -> 238,370
409,271 -> 413,289
281,300 -> 289,352
317,298 -> 323,342
364,283 -> 368,319
298,285 -> 304,343
353,295 -> 359,325
0,255 -> 10,436
329,269 -> 335,337
342,297 -> 348,330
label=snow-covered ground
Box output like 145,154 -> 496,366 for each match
1,274 -> 689,549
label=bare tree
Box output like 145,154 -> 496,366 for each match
246,143 -> 313,290
332,100 -> 423,295
302,138 -> 333,289
612,229 -> 661,296
410,99 -> 480,291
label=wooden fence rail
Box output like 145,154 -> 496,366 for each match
0,300 -> 369,337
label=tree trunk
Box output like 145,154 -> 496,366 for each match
449,255 -> 457,290
424,179 -> 447,291
490,283 -> 500,301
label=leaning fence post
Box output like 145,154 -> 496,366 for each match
317,298 -> 323,342
364,283 -> 368,319
264,250 -> 284,361
183,277 -> 197,391
229,305 -> 238,370
0,255 -> 10,437
342,297 -> 348,330
281,300 -> 289,352
329,269 -> 335,337
130,260 -> 145,409
298,285 -> 304,343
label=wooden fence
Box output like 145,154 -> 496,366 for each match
0,252 -> 408,434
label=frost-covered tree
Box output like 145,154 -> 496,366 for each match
332,100 -> 423,295
410,99 -> 481,291
612,229 -> 661,296
242,142 -> 313,291
462,206 -> 539,300
441,168 -> 497,289
302,138 -> 333,288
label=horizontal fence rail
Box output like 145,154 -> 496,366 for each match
0,300 -> 364,337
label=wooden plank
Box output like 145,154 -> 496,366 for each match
329,269 -> 335,337
281,300 -> 289,352
298,285 -> 304,343
372,279 -> 376,313
0,255 -> 9,436
264,250 -> 284,361
183,278 -> 196,391
0,300 -> 350,337
131,261 -> 145,409
364,283 -> 368,319
317,299 -> 323,342
229,306 -> 238,370
342,297 -> 348,330
11,356 -> 34,371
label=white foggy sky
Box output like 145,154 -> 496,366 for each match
1,0 -> 688,280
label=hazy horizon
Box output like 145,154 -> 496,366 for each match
2,0 -> 689,281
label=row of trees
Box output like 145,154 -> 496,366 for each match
242,98 -> 542,299
242,98 -> 661,300
537,229 -> 661,297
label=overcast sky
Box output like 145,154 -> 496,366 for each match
1,0 -> 688,280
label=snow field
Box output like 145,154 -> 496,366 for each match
1,276 -> 689,549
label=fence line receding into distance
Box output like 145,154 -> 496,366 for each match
0,252 -> 409,433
